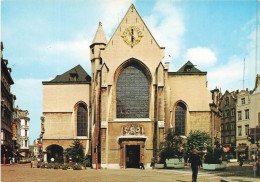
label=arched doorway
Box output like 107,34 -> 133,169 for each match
46,144 -> 63,163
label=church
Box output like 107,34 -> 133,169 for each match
42,4 -> 219,169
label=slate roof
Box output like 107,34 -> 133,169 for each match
168,61 -> 207,75
177,61 -> 202,73
43,65 -> 91,84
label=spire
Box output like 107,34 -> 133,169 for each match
91,22 -> 107,46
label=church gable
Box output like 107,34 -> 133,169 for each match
105,4 -> 164,51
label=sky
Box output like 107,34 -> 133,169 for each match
1,0 -> 260,144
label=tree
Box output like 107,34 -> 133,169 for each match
186,130 -> 211,159
159,128 -> 184,163
204,141 -> 223,164
65,140 -> 84,163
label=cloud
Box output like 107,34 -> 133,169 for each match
12,78 -> 44,104
37,38 -> 91,64
12,78 -> 49,144
207,55 -> 244,92
97,0 -> 135,37
143,0 -> 185,62
185,47 -> 217,69
207,22 -> 260,92
33,1 -> 135,74
34,36 -> 93,74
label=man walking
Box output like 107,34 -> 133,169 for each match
189,149 -> 202,182
139,154 -> 145,170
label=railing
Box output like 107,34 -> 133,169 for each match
21,125 -> 29,129
20,136 -> 29,140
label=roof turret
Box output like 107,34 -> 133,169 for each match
91,22 -> 107,46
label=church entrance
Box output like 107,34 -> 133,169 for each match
126,145 -> 140,168
119,139 -> 145,169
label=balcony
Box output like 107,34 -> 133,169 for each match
21,125 -> 29,129
20,136 -> 29,140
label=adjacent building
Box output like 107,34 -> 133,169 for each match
250,74 -> 260,128
248,74 -> 260,158
19,109 -> 30,157
1,42 -> 15,164
219,91 -> 238,148
235,89 -> 251,158
29,139 -> 40,157
13,105 -> 21,158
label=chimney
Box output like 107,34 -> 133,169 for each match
164,62 -> 170,70
256,74 -> 260,88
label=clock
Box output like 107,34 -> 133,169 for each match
121,25 -> 143,47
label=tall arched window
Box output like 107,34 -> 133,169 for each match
175,102 -> 186,135
77,104 -> 88,136
116,64 -> 149,118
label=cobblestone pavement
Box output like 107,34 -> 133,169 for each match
1,163 -> 260,182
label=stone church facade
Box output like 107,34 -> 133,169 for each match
42,4 -> 219,168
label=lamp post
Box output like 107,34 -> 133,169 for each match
96,145 -> 98,170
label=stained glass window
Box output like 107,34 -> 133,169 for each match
77,105 -> 88,136
175,103 -> 186,135
116,64 -> 149,118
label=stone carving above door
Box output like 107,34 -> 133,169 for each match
122,124 -> 143,136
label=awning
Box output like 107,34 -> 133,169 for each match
249,144 -> 258,152
234,146 -> 248,152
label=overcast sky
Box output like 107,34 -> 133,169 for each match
1,0 -> 259,144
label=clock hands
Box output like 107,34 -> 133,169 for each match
121,25 -> 143,47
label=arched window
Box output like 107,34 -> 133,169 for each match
116,64 -> 149,118
77,104 -> 88,136
175,102 -> 186,135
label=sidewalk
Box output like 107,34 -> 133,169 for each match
1,163 -> 260,182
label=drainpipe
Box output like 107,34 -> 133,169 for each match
211,106 -> 214,147
169,110 -> 173,128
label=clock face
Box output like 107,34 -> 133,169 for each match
121,25 -> 143,47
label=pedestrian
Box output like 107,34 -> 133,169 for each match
31,157 -> 33,168
150,156 -> 155,169
256,157 -> 260,177
239,154 -> 244,166
9,157 -> 12,165
139,154 -> 145,170
189,149 -> 202,182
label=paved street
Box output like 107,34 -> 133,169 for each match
1,163 -> 260,182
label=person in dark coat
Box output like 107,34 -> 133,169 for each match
139,154 -> 145,170
151,156 -> 155,169
189,149 -> 202,182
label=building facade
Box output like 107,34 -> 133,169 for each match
19,110 -> 30,157
13,105 -> 21,158
235,89 -> 251,158
250,75 -> 260,129
1,42 -> 15,164
42,65 -> 91,162
220,91 -> 237,147
248,74 -> 260,159
42,4 -> 219,168
29,139 -> 40,157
